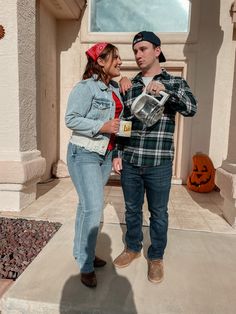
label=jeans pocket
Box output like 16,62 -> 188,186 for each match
69,143 -> 77,158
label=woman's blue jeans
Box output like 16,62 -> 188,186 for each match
121,160 -> 172,260
67,143 -> 112,273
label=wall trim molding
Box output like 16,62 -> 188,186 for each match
41,0 -> 86,19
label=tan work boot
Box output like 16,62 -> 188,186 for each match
113,248 -> 141,268
148,259 -> 164,283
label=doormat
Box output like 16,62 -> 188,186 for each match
0,217 -> 61,280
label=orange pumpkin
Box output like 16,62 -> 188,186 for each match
187,153 -> 215,193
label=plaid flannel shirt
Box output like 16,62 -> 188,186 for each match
113,69 -> 197,166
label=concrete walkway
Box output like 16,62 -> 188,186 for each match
1,178 -> 236,313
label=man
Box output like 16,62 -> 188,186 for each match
112,31 -> 197,283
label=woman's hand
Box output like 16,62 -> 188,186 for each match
99,118 -> 120,134
119,76 -> 132,94
113,158 -> 122,175
146,81 -> 165,96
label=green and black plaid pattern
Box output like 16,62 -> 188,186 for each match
114,70 -> 197,166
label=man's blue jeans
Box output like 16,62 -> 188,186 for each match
121,160 -> 172,260
67,143 -> 112,273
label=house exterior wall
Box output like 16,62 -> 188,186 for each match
215,0 -> 236,226
0,0 -> 45,211
58,6 -> 197,182
59,0 -> 234,178
57,19 -> 84,171
37,0 -> 58,180
207,0 -> 235,166
57,0 -> 236,224
0,0 -> 236,217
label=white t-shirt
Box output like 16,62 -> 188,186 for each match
142,76 -> 153,87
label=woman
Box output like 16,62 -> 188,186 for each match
65,42 -> 123,288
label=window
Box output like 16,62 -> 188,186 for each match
90,0 -> 190,33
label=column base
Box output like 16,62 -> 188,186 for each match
52,160 -> 69,178
0,151 -> 46,212
215,166 -> 236,228
0,183 -> 37,212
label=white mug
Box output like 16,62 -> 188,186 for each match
117,120 -> 132,137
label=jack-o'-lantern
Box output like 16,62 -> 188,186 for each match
187,153 -> 215,193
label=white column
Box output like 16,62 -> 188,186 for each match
215,49 -> 236,227
0,0 -> 45,211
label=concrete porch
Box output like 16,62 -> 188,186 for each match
1,178 -> 236,313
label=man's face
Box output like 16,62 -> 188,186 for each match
133,41 -> 161,71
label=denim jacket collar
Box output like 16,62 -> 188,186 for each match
92,75 -> 119,91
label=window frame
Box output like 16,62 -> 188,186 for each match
81,0 -> 200,44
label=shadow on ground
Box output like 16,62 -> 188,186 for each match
59,231 -> 137,314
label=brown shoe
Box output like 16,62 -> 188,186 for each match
148,259 -> 164,284
81,271 -> 97,288
113,249 -> 141,268
94,256 -> 106,268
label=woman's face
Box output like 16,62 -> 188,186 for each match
100,49 -> 122,80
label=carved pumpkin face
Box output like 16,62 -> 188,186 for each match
187,153 -> 215,193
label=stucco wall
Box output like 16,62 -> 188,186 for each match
56,0 -> 235,179
18,0 -> 38,152
209,0 -> 235,167
57,20 -> 83,164
0,0 -> 38,156
37,1 -> 58,180
1,0 -> 235,188
190,0 -> 234,168
0,0 -> 46,211
58,2 -> 198,180
0,0 -> 20,153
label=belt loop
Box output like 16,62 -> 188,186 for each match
71,143 -> 77,156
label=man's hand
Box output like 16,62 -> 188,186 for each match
99,119 -> 120,134
113,157 -> 122,175
119,76 -> 132,95
146,81 -> 165,96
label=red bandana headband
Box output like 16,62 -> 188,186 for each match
85,42 -> 108,62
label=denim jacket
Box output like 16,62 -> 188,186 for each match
65,76 -> 123,155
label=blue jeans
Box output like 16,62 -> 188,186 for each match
67,143 -> 112,273
121,160 -> 172,260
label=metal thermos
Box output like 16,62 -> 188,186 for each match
131,91 -> 169,127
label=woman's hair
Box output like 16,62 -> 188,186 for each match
82,43 -> 118,81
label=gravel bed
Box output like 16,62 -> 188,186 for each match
0,217 -> 61,280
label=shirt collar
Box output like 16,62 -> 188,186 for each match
133,68 -> 169,84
